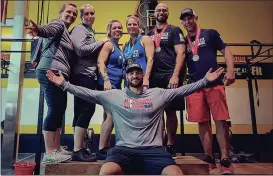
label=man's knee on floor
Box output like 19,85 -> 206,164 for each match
161,165 -> 183,175
99,162 -> 123,175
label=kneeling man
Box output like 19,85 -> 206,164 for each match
46,63 -> 224,175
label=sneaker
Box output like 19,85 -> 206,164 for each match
96,147 -> 110,160
203,155 -> 217,170
71,148 -> 97,162
220,158 -> 234,175
42,149 -> 71,164
166,145 -> 176,158
59,146 -> 73,155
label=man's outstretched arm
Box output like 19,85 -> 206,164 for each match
161,67 -> 224,103
46,70 -> 109,106
60,80 -> 108,105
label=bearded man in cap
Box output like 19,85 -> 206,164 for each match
46,63 -> 224,175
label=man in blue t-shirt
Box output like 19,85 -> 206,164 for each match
147,3 -> 186,157
180,8 -> 235,175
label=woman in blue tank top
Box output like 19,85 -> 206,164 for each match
123,15 -> 154,89
98,20 -> 125,89
96,20 -> 125,157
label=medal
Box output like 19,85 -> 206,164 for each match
125,35 -> 139,64
187,28 -> 201,62
128,58 -> 134,65
193,55 -> 199,61
153,24 -> 168,53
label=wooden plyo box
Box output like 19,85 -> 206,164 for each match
176,156 -> 209,175
44,156 -> 209,175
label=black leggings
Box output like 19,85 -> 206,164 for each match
36,70 -> 67,131
70,74 -> 96,129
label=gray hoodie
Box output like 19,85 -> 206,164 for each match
70,23 -> 104,78
60,77 -> 209,148
37,19 -> 74,78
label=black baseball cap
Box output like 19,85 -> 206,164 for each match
179,8 -> 196,20
125,63 -> 143,73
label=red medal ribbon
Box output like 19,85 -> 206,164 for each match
153,24 -> 168,48
186,28 -> 201,55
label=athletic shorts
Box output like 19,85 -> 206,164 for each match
105,146 -> 177,175
186,85 -> 230,122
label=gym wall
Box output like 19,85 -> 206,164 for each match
1,1 -> 272,135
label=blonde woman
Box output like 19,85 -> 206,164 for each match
123,15 -> 154,90
96,20 -> 125,159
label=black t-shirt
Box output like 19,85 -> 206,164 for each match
185,29 -> 226,86
147,25 -> 185,75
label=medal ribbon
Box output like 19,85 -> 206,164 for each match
111,38 -> 125,66
154,24 -> 168,48
186,28 -> 201,55
127,34 -> 139,58
84,23 -> 98,42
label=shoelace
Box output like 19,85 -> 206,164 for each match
52,149 -> 62,155
61,146 -> 68,150
84,148 -> 91,156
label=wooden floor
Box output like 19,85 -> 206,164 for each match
2,153 -> 272,175
44,156 -> 273,175
44,156 -> 210,175
43,162 -> 273,175
210,163 -> 273,175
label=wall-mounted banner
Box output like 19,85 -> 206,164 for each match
218,63 -> 273,80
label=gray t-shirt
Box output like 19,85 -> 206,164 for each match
61,77 -> 209,148
37,19 -> 74,78
70,23 -> 104,78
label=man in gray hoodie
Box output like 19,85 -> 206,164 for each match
46,64 -> 224,175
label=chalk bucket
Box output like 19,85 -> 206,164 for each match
14,162 -> 36,175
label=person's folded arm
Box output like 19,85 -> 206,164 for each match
71,26 -> 104,57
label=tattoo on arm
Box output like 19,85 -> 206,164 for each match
102,68 -> 109,81
98,60 -> 110,82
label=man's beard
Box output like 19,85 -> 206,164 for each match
128,79 -> 143,88
156,15 -> 168,23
